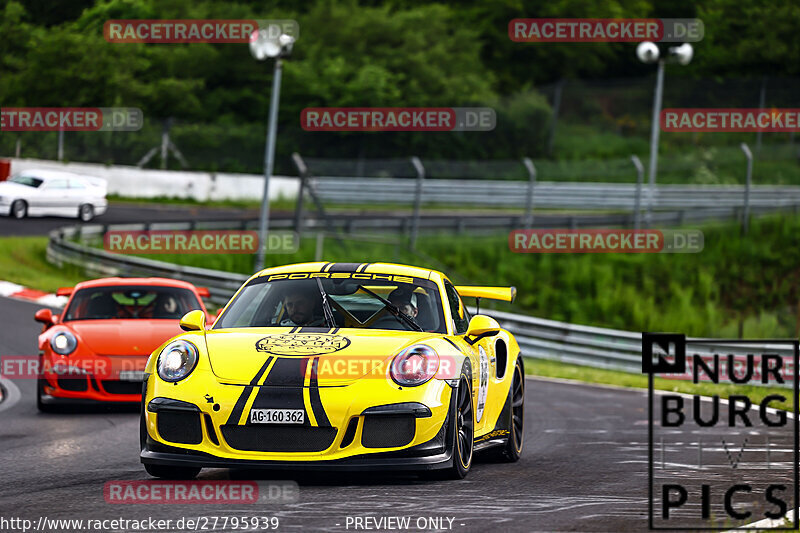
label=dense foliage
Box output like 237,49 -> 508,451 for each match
2,0 -> 798,168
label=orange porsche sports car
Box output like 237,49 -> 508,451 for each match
34,277 -> 212,411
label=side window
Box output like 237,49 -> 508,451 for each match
45,179 -> 69,189
69,179 -> 86,189
444,281 -> 469,334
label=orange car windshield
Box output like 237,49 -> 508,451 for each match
63,286 -> 202,321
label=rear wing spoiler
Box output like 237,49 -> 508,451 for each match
56,287 -> 73,297
455,286 -> 516,302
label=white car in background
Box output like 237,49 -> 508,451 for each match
0,169 -> 108,221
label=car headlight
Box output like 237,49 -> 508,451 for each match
390,344 -> 439,386
50,331 -> 77,355
157,340 -> 199,382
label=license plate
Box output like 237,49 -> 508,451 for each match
250,409 -> 305,424
119,370 -> 145,382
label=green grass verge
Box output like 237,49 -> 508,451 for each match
526,357 -> 793,411
0,237 -> 87,292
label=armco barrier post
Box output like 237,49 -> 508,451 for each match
631,155 -> 644,230
292,152 -> 308,238
58,130 -> 65,162
314,232 -> 325,261
409,156 -> 425,249
522,157 -> 536,227
741,142 -> 753,235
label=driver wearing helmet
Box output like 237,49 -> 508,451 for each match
280,285 -> 326,327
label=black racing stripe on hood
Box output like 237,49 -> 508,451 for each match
259,356 -> 308,387
225,356 -> 273,425
308,357 -> 331,427
248,357 -> 311,425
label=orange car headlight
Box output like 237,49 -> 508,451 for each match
50,331 -> 77,356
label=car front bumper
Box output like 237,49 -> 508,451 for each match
141,376 -> 456,470
141,414 -> 454,472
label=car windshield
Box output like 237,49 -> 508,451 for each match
9,175 -> 44,188
215,274 -> 446,333
63,286 -> 202,321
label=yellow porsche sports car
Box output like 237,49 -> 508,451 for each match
140,262 -> 524,479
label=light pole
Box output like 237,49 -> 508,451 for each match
250,25 -> 295,271
637,41 -> 693,227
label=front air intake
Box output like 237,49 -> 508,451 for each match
157,410 -> 203,445
361,414 -> 415,448
221,425 -> 337,452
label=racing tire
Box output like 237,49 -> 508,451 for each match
36,377 -> 58,413
430,370 -> 474,480
489,357 -> 525,462
78,204 -> 94,222
11,200 -> 27,219
144,463 -> 201,480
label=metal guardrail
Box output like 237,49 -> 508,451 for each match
312,178 -> 800,210
487,308 -> 796,387
47,224 -> 249,306
48,223 -> 796,386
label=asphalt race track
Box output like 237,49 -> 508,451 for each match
0,294 -> 795,532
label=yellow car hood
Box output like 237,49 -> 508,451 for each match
205,327 -> 436,386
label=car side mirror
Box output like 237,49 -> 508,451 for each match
465,315 -> 501,339
180,310 -> 207,332
34,308 -> 53,325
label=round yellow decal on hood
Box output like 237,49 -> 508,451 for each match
255,333 -> 351,356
